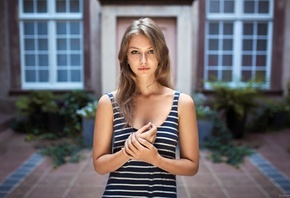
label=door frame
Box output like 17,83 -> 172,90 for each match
101,5 -> 193,94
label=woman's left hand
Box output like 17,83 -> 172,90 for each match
122,133 -> 158,164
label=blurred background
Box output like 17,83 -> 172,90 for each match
0,0 -> 290,197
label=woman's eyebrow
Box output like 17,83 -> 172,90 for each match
128,46 -> 153,50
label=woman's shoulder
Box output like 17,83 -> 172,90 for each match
177,91 -> 195,107
164,88 -> 193,103
175,91 -> 195,118
98,90 -> 117,105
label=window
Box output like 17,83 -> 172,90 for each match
204,0 -> 273,88
19,0 -> 83,89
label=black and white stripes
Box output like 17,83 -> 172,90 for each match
102,91 -> 180,198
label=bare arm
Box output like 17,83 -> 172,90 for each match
123,93 -> 199,176
93,94 -> 129,175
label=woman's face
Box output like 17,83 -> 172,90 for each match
127,34 -> 159,79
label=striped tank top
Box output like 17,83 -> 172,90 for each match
102,91 -> 180,198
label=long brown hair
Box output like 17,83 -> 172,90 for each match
116,17 -> 173,125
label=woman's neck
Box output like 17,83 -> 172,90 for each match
137,79 -> 160,96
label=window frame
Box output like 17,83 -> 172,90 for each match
203,0 -> 274,89
18,0 -> 84,90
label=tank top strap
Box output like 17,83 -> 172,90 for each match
173,91 -> 181,105
106,92 -> 114,102
170,91 -> 180,114
106,92 -> 119,115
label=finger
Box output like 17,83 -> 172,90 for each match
146,125 -> 157,140
138,138 -> 152,149
131,133 -> 139,147
131,133 -> 145,150
137,122 -> 152,133
122,148 -> 132,159
128,133 -> 139,151
124,137 -> 135,156
139,133 -> 155,143
149,123 -> 157,131
149,122 -> 156,129
147,126 -> 157,136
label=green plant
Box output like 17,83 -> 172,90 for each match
60,90 -> 95,136
39,142 -> 82,168
203,115 -> 253,167
211,83 -> 261,138
286,93 -> 290,105
193,92 -> 215,119
211,83 -> 259,118
195,106 -> 215,119
246,104 -> 270,132
267,100 -> 290,114
267,100 -> 290,129
248,98 -> 290,132
14,91 -> 60,134
16,91 -> 58,115
76,101 -> 98,119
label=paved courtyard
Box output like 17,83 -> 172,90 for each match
0,127 -> 289,198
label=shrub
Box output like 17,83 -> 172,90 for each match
39,142 -> 82,168
13,91 -> 60,134
211,83 -> 261,138
192,92 -> 215,119
203,115 -> 253,167
60,90 -> 95,136
76,101 -> 98,119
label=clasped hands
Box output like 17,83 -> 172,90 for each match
122,122 -> 158,164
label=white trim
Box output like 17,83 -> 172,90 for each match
101,6 -> 193,95
207,0 -> 273,19
19,0 -> 84,90
49,21 -> 56,84
204,0 -> 273,89
22,83 -> 83,90
266,21 -> 273,86
207,15 -> 273,21
234,20 -> 242,84
19,15 -> 83,20
19,0 -> 82,18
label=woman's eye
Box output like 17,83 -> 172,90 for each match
131,50 -> 139,54
148,50 -> 154,54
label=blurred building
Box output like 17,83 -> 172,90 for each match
0,0 -> 289,114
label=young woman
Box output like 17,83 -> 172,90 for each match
93,17 -> 199,197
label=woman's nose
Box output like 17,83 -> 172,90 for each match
140,53 -> 147,64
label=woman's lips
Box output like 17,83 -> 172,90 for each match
138,67 -> 150,71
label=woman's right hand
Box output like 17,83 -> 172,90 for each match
135,122 -> 157,144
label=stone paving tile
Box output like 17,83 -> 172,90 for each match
186,186 -> 227,198
217,174 -> 254,187
75,172 -> 108,187
65,186 -> 105,198
5,161 -> 50,198
208,162 -> 244,175
1,128 -> 290,198
183,173 -> 219,187
0,129 -> 36,182
39,173 -> 76,187
194,159 -> 209,173
225,186 -> 267,198
176,186 -> 190,198
24,186 -> 68,198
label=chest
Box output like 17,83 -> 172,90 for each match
132,94 -> 174,129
